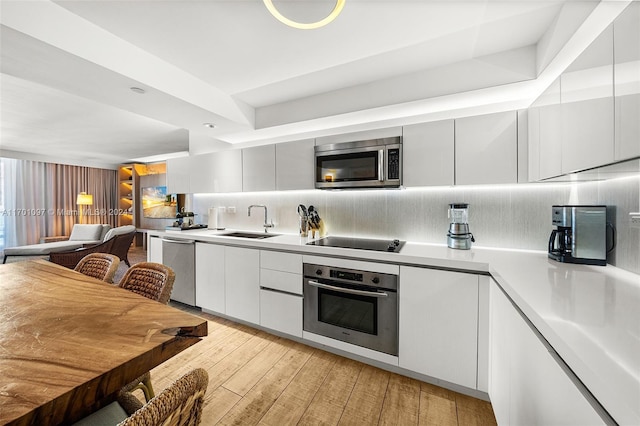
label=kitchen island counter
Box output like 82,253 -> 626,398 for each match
148,229 -> 639,425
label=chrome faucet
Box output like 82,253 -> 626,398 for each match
248,204 -> 274,232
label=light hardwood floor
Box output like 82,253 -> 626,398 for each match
149,308 -> 498,426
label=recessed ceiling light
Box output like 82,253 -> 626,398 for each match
130,87 -> 146,94
203,123 -> 216,129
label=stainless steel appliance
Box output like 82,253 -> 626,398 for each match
314,137 -> 402,189
307,236 -> 404,253
161,237 -> 196,305
303,263 -> 398,355
548,205 -> 610,266
447,203 -> 475,250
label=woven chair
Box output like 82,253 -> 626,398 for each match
117,262 -> 176,401
49,231 -> 135,270
118,262 -> 176,304
73,368 -> 209,426
117,368 -> 208,426
74,253 -> 120,283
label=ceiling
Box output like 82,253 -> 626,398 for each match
0,0 -> 623,168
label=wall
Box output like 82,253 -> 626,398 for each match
193,176 -> 640,275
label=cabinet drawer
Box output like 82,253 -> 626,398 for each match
260,289 -> 302,338
260,269 -> 302,295
260,251 -> 302,274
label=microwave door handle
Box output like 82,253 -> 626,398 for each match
378,149 -> 385,181
307,280 -> 388,298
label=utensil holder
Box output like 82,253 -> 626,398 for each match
299,216 -> 309,237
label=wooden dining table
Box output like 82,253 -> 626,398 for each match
0,260 -> 208,426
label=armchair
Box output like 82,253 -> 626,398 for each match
49,226 -> 136,270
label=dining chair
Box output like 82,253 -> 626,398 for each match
74,253 -> 120,283
118,262 -> 175,304
73,368 -> 209,426
117,262 -> 176,400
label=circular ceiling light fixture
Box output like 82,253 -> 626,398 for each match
130,87 -> 146,94
263,0 -> 345,30
203,123 -> 216,129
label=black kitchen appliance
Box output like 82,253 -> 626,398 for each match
548,205 -> 613,266
307,236 -> 404,253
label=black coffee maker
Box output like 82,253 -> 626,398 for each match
548,205 -> 613,266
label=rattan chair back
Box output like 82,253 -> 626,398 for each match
118,262 -> 175,305
74,253 -> 120,283
110,231 -> 136,266
117,368 -> 209,426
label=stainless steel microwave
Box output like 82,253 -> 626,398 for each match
314,137 -> 402,189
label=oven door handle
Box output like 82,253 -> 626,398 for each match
307,280 -> 388,298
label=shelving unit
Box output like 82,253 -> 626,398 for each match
118,164 -> 139,228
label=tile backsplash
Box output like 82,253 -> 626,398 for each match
193,177 -> 640,274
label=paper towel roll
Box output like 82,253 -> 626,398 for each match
208,207 -> 218,229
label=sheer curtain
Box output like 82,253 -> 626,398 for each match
1,158 -> 118,249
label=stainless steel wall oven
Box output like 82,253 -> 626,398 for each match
303,263 -> 398,356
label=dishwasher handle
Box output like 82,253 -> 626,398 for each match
160,238 -> 195,245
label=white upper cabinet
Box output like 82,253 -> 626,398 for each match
275,139 -> 315,190
243,145 -> 276,192
561,25 -> 614,174
212,150 -> 243,193
315,127 -> 402,146
402,120 -> 454,186
614,2 -> 640,161
455,111 -> 518,185
166,156 -> 191,193
533,78 -> 563,180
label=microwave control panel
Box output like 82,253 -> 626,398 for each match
388,148 -> 400,180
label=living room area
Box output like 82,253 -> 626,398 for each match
0,157 -> 156,276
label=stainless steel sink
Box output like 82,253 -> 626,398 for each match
220,231 -> 279,239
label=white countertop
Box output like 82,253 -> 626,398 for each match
149,228 -> 640,425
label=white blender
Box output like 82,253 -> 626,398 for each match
447,203 -> 475,250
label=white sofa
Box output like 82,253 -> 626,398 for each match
2,224 -> 111,264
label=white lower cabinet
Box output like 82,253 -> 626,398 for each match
489,280 -> 604,425
259,289 -> 302,338
259,251 -> 303,337
147,235 -> 162,263
399,266 -> 479,389
225,246 -> 260,324
195,242 -> 225,314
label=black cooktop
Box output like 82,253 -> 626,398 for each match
307,236 -> 405,253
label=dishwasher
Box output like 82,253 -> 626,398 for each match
161,237 -> 195,305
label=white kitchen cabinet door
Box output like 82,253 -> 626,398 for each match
402,120 -> 454,186
489,281 -> 605,426
454,111 -> 518,185
614,2 -> 640,161
211,150 -> 243,193
189,153 -> 215,194
195,242 -> 225,314
259,289 -> 302,337
275,139 -> 315,190
527,107 -> 541,182
225,246 -> 260,324
260,250 -> 302,275
399,266 -> 479,389
538,104 -> 563,179
147,235 -> 163,263
531,77 -> 563,180
561,25 -> 614,174
243,145 -> 276,192
166,156 -> 191,193
315,127 -> 402,146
